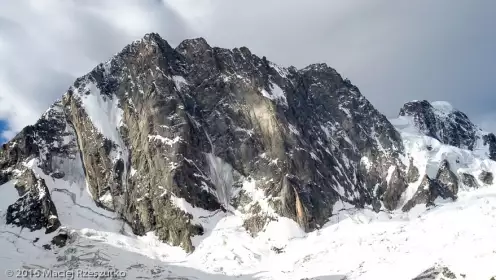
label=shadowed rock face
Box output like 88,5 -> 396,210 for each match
399,100 -> 496,160
402,175 -> 434,212
460,173 -> 478,188
411,265 -> 463,280
406,158 -> 420,183
436,160 -> 459,196
6,170 -> 61,234
402,160 -> 458,212
0,33 -> 411,251
479,171 -> 494,185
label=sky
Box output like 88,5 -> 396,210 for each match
0,120 -> 7,143
0,0 -> 495,142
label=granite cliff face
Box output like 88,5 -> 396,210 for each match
0,33 -> 494,255
0,33 -> 411,251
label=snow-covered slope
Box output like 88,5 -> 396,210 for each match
1,176 -> 496,279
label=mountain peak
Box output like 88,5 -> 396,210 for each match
132,32 -> 174,51
400,100 -> 456,116
300,62 -> 334,73
2,32 -> 496,279
399,100 -> 432,115
399,100 -> 460,120
142,32 -> 164,43
0,31 -> 414,252
176,37 -> 212,53
397,99 -> 496,158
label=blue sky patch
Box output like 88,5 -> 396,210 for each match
0,119 -> 8,144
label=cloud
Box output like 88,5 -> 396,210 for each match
1,0 -> 495,140
0,0 -> 195,139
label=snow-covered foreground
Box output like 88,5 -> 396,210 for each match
1,182 -> 496,279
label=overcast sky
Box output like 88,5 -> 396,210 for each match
0,0 -> 495,142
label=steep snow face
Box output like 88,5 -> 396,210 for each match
76,81 -> 124,145
0,181 -> 19,216
25,158 -> 128,233
71,77 -> 130,198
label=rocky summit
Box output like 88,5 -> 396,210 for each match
399,100 -> 496,160
1,33 -> 495,279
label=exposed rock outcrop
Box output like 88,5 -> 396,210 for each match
402,175 -> 435,212
407,158 -> 420,183
411,265 -> 464,279
479,171 -> 494,185
402,161 -> 458,211
6,169 -> 61,234
436,160 -> 458,196
399,100 -> 496,159
460,173 -> 478,188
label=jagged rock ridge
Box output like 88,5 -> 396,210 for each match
411,265 -> 464,280
0,33 -> 413,251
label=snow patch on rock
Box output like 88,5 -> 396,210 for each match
78,82 -> 123,144
260,82 -> 288,106
172,75 -> 188,91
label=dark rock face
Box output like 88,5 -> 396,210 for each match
51,232 -> 69,248
436,160 -> 458,196
402,161 -> 458,211
402,175 -> 434,212
399,100 -> 496,159
460,173 -> 478,188
0,33 -> 411,251
407,158 -> 420,183
483,133 -> 496,160
411,265 -> 462,280
383,166 -> 409,210
400,101 -> 442,141
6,170 -> 61,234
479,171 -> 493,185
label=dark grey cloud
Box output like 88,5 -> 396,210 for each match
1,0 -> 495,139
